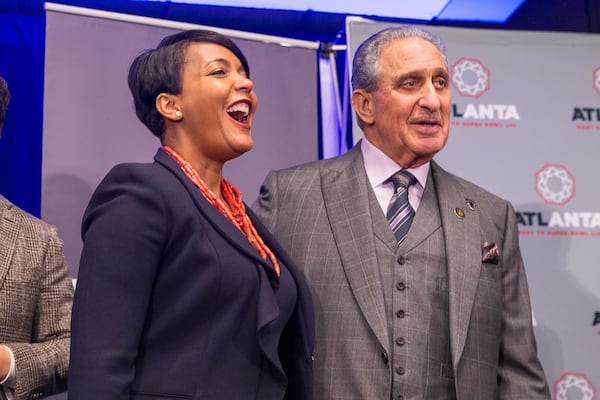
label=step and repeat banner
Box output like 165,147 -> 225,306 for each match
347,18 -> 600,400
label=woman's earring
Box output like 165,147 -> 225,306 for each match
175,111 -> 182,118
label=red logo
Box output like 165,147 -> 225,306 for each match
450,58 -> 490,98
535,164 -> 576,206
594,66 -> 600,96
554,372 -> 596,400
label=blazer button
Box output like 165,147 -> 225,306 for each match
381,352 -> 389,364
396,309 -> 405,318
395,337 -> 405,346
397,255 -> 406,265
396,282 -> 406,291
395,366 -> 405,375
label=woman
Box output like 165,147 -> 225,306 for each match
68,30 -> 314,400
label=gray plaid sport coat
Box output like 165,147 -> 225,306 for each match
0,196 -> 73,400
253,143 -> 550,400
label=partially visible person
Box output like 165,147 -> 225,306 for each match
253,26 -> 550,399
0,76 -> 73,400
68,29 -> 314,400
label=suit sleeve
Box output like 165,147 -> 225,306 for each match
5,225 -> 73,400
69,166 -> 168,399
252,171 -> 280,233
497,201 -> 550,398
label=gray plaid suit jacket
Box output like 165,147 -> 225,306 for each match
0,196 -> 73,400
252,143 -> 550,399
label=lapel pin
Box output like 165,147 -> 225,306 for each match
466,198 -> 476,210
454,208 -> 465,218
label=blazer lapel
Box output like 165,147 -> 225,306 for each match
154,149 -> 271,272
430,162 -> 482,370
0,197 -> 20,288
402,168 -> 442,251
250,208 -> 315,357
157,150 -> 287,386
321,146 -> 390,353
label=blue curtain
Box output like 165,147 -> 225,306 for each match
0,4 -> 45,217
318,45 -> 352,159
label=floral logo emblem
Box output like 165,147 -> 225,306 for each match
451,58 -> 490,98
554,372 -> 596,400
535,164 -> 576,206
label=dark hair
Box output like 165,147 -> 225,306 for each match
0,76 -> 10,130
128,29 -> 250,139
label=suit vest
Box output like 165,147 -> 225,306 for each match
369,173 -> 457,399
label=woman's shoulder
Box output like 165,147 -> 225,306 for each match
105,160 -> 163,178
83,161 -> 177,233
96,159 -> 178,191
88,160 -> 175,209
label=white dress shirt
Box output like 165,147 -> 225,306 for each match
360,137 -> 429,214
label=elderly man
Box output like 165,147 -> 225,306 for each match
253,26 -> 550,399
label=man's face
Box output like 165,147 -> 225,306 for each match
354,37 -> 451,168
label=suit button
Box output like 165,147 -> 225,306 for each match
396,282 -> 406,291
397,255 -> 406,264
396,395 -> 404,400
396,309 -> 405,318
395,366 -> 405,375
381,352 -> 389,364
395,337 -> 405,346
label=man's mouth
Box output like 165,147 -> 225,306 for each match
410,117 -> 442,127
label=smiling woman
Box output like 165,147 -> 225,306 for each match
157,39 -> 258,169
68,29 -> 315,400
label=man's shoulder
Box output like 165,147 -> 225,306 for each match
274,145 -> 360,176
432,162 -> 508,205
0,195 -> 56,240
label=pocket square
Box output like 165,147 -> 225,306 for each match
482,241 -> 500,264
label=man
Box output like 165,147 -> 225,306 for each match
0,76 -> 73,399
253,26 -> 550,399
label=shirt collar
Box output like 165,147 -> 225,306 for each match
360,137 -> 430,189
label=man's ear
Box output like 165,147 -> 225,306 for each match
156,93 -> 182,121
351,89 -> 374,125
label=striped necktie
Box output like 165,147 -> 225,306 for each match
386,170 -> 417,243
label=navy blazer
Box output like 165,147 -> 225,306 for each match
69,148 -> 314,400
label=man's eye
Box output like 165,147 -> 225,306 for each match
405,80 -> 416,87
435,79 -> 448,88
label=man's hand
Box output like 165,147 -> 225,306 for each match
0,345 -> 11,381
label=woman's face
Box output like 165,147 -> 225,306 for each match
174,42 -> 258,163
